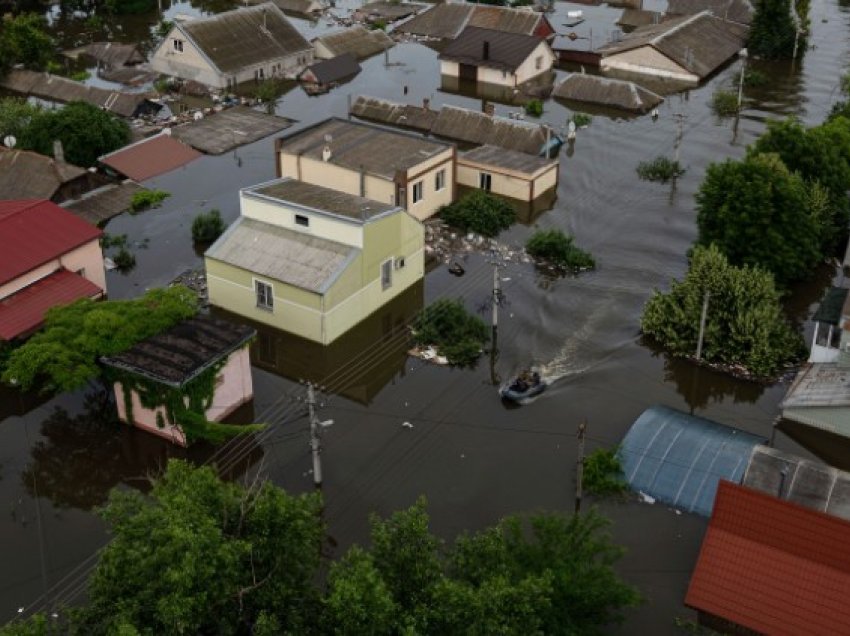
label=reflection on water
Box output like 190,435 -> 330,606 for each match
213,281 -> 424,405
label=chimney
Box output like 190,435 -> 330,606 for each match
53,139 -> 65,163
482,41 -> 490,60
322,144 -> 332,162
484,102 -> 495,117
423,97 -> 430,111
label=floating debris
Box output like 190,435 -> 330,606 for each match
170,268 -> 208,305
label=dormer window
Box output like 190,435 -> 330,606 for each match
173,39 -> 184,53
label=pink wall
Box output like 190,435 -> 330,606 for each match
0,239 -> 106,299
112,346 -> 254,446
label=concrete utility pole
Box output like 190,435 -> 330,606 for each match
737,48 -> 748,111
696,291 -> 710,361
672,113 -> 686,165
490,265 -> 501,386
307,383 -> 333,488
575,419 -> 586,514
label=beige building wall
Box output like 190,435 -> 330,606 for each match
0,239 -> 106,299
456,162 -> 558,203
313,40 -> 335,59
241,191 -> 365,248
279,153 -> 398,206
601,47 -> 696,84
513,41 -> 556,84
535,164 -> 558,195
403,149 -> 455,220
440,41 -> 554,87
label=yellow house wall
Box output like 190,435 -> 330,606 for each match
240,191 -> 364,248
279,154 -> 397,206
404,149 -> 455,220
536,164 -> 558,194
456,163 -> 532,201
601,47 -> 697,83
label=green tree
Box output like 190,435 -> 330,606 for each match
192,208 -> 226,243
439,191 -> 515,237
641,244 -> 804,377
412,299 -> 489,366
0,13 -> 55,74
749,0 -> 797,58
526,229 -> 595,271
19,101 -> 130,167
750,117 -> 850,243
695,153 -> 821,285
0,97 -> 40,141
73,460 -> 324,635
2,286 -> 198,392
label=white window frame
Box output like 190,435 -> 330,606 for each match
173,39 -> 183,53
255,279 -> 274,311
381,259 -> 393,290
434,169 -> 445,192
479,172 -> 492,192
411,180 -> 423,204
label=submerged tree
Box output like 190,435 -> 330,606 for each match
641,245 -> 804,378
749,0 -> 798,58
0,13 -> 54,75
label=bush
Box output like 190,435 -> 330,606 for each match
743,68 -> 769,87
439,191 -> 515,237
191,209 -> 225,243
749,0 -> 797,59
130,189 -> 170,212
636,156 -> 685,182
526,229 -> 595,271
711,89 -> 739,116
584,447 -> 627,496
113,247 -> 136,271
412,299 -> 489,366
368,18 -> 387,30
69,70 -> 91,82
524,99 -> 543,117
571,112 -> 592,127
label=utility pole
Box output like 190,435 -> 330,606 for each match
490,265 -> 501,385
672,113 -> 686,165
575,420 -> 586,514
737,48 -> 748,111
696,290 -> 710,361
307,383 -> 333,488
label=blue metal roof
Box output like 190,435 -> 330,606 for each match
620,405 -> 765,517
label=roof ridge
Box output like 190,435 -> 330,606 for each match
649,10 -> 709,45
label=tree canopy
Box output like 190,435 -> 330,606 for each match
641,244 -> 804,378
695,152 -> 822,285
2,286 -> 198,392
439,191 -> 516,237
3,460 -> 640,636
748,0 -> 798,58
0,13 -> 54,75
412,299 -> 489,366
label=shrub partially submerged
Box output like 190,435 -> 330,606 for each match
526,229 -> 595,272
439,191 -> 515,237
191,209 -> 225,243
130,189 -> 170,212
636,156 -> 685,183
412,299 -> 489,367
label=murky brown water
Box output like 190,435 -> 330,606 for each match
2,0 -> 849,630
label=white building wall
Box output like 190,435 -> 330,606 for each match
601,47 -> 697,84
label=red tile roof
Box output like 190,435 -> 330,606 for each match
685,480 -> 850,635
99,133 -> 201,182
0,269 -> 103,340
0,200 -> 102,286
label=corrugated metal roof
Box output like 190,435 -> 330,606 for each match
62,181 -> 144,225
64,42 -> 145,67
101,315 -> 255,386
617,9 -> 663,28
432,104 -> 558,155
396,3 -> 548,39
350,95 -> 438,132
596,11 -> 748,79
314,26 -> 394,60
812,287 -> 848,325
0,200 -> 102,286
302,53 -> 361,84
781,363 -> 850,408
180,3 -> 312,74
205,217 -> 358,293
620,405 -> 765,516
395,3 -> 475,39
666,0 -> 753,25
359,1 -> 425,21
0,147 -> 87,200
280,118 -> 450,179
553,73 -> 664,113
247,178 -> 398,221
743,445 -> 850,521
0,269 -> 103,341
99,133 -> 202,181
459,144 -> 555,175
439,26 -> 547,72
685,481 -> 850,635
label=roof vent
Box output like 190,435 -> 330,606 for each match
322,144 -> 332,162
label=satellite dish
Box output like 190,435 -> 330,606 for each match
193,111 -> 204,121
568,120 -> 576,133
324,134 -> 333,144
3,135 -> 16,149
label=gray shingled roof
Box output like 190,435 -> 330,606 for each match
553,73 -> 664,112
359,1 -> 426,21
206,216 -> 358,293
313,25 -> 394,60
349,95 -> 438,132
396,3 -> 548,39
431,105 -> 556,155
64,42 -> 145,67
245,177 -> 398,222
459,145 -> 555,175
666,0 -> 754,25
302,53 -> 361,84
439,26 -> 546,72
280,118 -> 450,179
0,147 -> 87,200
596,11 -> 748,79
62,181 -> 145,225
180,3 -> 311,74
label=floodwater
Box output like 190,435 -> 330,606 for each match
2,0 -> 850,631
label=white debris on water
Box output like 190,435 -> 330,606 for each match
638,491 -> 656,505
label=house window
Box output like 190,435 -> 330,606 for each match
381,259 -> 392,290
75,267 -> 86,277
434,169 -> 445,192
173,39 -> 184,53
255,280 -> 274,311
396,256 -> 405,269
479,172 -> 492,192
535,55 -> 543,70
412,181 -> 423,204
295,214 -> 309,227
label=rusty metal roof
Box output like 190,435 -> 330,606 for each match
99,133 -> 202,181
686,480 -> 850,635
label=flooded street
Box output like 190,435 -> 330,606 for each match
2,0 -> 850,630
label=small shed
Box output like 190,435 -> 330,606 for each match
299,53 -> 361,87
312,26 -> 394,61
619,405 -> 765,516
553,73 -> 664,113
457,144 -> 558,202
101,316 -> 255,446
63,42 -> 145,68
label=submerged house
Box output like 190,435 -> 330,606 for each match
312,25 -> 395,60
275,118 -> 455,220
456,145 -> 558,203
149,3 -> 313,89
299,54 -> 361,93
439,27 -> 555,88
101,315 -> 255,446
205,178 -> 425,345
396,3 -> 555,40
0,146 -> 106,203
553,73 -> 664,113
0,200 -> 105,342
596,11 -> 748,84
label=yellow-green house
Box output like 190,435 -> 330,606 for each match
205,178 -> 424,345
